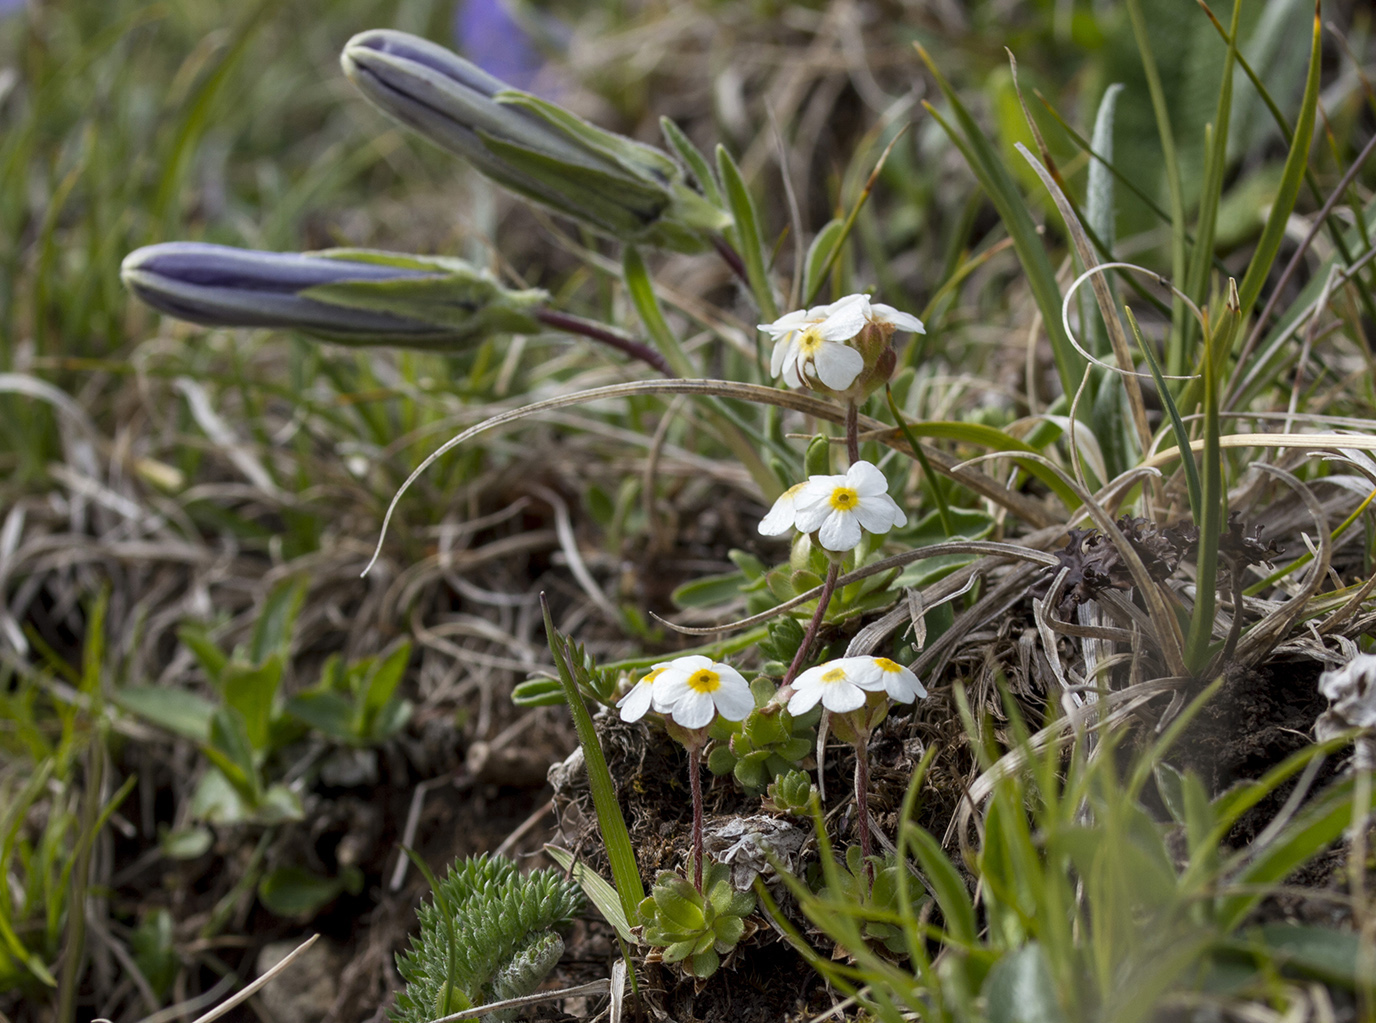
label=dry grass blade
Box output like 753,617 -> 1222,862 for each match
423,980 -> 612,1023
154,934 -> 319,1023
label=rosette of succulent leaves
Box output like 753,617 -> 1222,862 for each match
390,854 -> 583,1023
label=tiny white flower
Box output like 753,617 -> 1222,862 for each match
758,481 -> 807,536
616,662 -> 675,722
787,658 -> 872,715
792,460 -> 906,552
759,294 -> 868,392
655,655 -> 754,729
850,656 -> 927,703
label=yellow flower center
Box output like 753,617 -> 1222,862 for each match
873,658 -> 901,674
686,669 -> 721,693
796,328 -> 824,356
820,667 -> 849,684
639,667 -> 665,686
828,487 -> 859,511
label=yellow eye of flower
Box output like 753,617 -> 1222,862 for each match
828,487 -> 858,511
874,658 -> 901,673
639,667 -> 665,686
796,328 -> 825,355
686,669 -> 721,693
820,667 -> 848,684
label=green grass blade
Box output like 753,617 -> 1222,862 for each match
1124,0 -> 1189,376
543,845 -> 633,942
715,145 -> 777,320
540,596 -> 645,921
1126,306 -> 1200,518
1234,1 -> 1321,322
916,45 -> 1082,403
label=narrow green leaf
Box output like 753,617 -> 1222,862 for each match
802,219 -> 845,306
1235,1 -> 1321,322
116,686 -> 217,743
715,145 -> 777,320
1126,306 -> 1200,519
659,117 -> 722,207
543,845 -> 633,942
622,246 -> 692,377
916,46 -> 1082,402
541,596 -> 645,921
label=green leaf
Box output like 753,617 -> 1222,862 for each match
511,677 -> 567,707
285,690 -> 354,740
158,825 -> 212,861
659,116 -> 722,206
905,825 -> 977,945
982,943 -> 1063,1023
221,654 -> 283,752
248,579 -> 307,665
671,571 -> 745,609
361,641 -> 411,727
541,597 -> 645,921
176,622 -> 227,684
715,145 -> 776,320
116,686 -> 216,742
802,218 -> 845,305
258,866 -> 343,918
543,845 -> 633,942
131,909 -> 178,999
1255,924 -> 1376,991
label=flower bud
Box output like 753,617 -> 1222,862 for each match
121,242 -> 546,347
341,29 -> 729,252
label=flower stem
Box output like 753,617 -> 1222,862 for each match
845,401 -> 860,465
782,561 -> 841,688
854,736 -> 874,886
689,744 -> 705,891
536,308 -> 675,377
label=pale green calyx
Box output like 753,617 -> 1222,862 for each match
636,859 -> 755,978
390,853 -> 582,1023
341,30 -> 730,252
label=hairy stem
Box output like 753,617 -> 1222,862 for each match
536,309 -> 675,377
689,744 -> 705,891
782,561 -> 841,688
854,736 -> 873,885
845,401 -> 859,465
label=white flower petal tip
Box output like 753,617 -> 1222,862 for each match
791,460 -> 906,552
616,662 -> 675,722
656,656 -> 754,729
867,302 -> 925,334
788,660 -> 872,715
758,482 -> 808,536
852,656 -> 927,703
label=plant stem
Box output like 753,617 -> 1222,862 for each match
782,561 -> 841,688
712,234 -> 750,289
689,744 -> 705,891
845,400 -> 859,464
854,736 -> 874,886
536,308 -> 676,377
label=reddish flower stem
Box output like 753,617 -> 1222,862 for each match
845,400 -> 860,465
781,561 -> 841,688
688,744 -> 705,891
536,308 -> 675,377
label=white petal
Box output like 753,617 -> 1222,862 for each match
812,344 -> 864,390
817,301 -> 868,340
786,686 -> 823,715
760,309 -> 809,337
782,358 -> 805,389
869,303 -> 925,333
817,510 -> 861,551
711,682 -> 755,722
821,681 -> 866,713
845,460 -> 889,496
854,496 -> 902,534
617,682 -> 655,722
669,690 -> 714,729
770,338 -> 792,377
759,488 -> 800,535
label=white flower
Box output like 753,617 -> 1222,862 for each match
787,658 -> 873,714
655,655 -> 754,729
850,656 -> 927,703
759,294 -> 868,391
616,662 -> 676,722
758,482 -> 807,537
792,460 -> 906,551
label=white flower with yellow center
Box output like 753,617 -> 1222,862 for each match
759,294 -> 868,392
616,662 -> 675,722
655,655 -> 754,729
850,656 -> 927,702
792,460 -> 906,552
787,659 -> 872,714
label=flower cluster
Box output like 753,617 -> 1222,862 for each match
617,655 -> 753,728
758,459 -> 907,553
759,293 -> 924,399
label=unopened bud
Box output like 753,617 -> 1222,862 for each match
121,242 -> 545,347
341,30 -> 728,252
